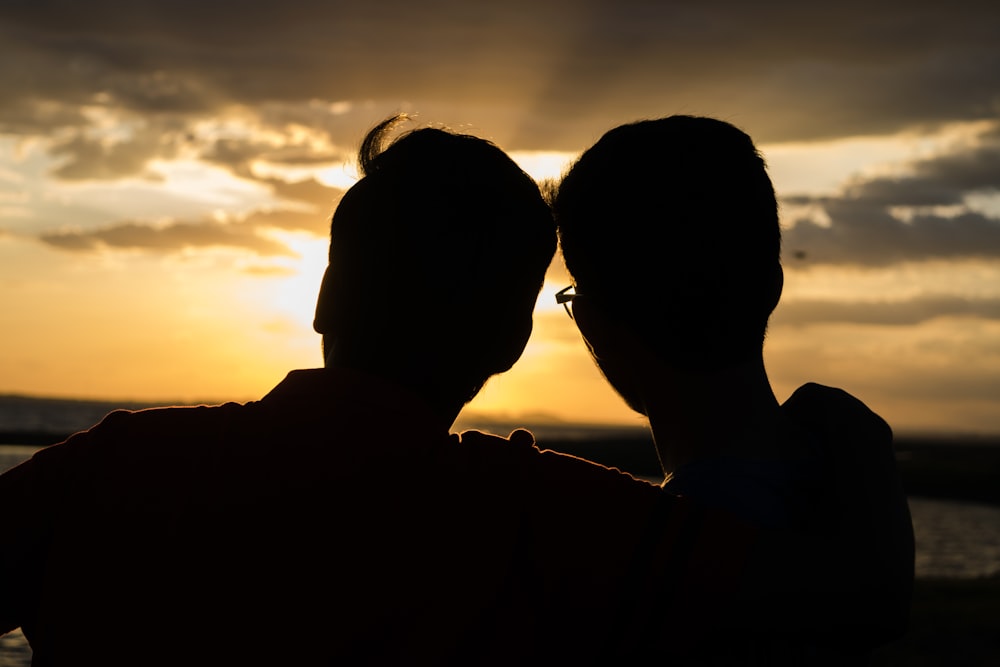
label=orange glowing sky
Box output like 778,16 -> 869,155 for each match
1,0 -> 999,434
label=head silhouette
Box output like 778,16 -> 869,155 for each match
554,115 -> 782,378
314,115 -> 556,415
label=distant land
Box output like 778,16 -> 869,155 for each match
2,393 -> 998,505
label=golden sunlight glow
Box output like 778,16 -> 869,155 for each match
3,108 -> 998,435
314,163 -> 361,191
781,261 -> 1000,302
766,318 -> 1000,435
762,120 -> 999,196
48,159 -> 276,223
240,232 -> 331,333
152,160 -> 274,209
508,151 -> 577,183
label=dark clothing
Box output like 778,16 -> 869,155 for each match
664,382 -> 905,665
663,383 -> 888,529
0,368 -> 753,666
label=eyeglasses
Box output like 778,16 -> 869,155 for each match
555,285 -> 577,319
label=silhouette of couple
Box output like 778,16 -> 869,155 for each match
1,114 -> 913,665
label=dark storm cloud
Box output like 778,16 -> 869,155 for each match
784,203 -> 1000,266
773,295 -> 1000,326
783,125 -> 1000,266
1,0 -> 997,151
842,126 -> 1000,207
0,99 -> 89,136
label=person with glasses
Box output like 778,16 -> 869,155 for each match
2,114 -> 909,665
552,115 -> 914,661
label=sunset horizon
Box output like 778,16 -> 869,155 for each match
2,1 -> 999,436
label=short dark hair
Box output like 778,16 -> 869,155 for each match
554,115 -> 781,369
320,114 -> 556,402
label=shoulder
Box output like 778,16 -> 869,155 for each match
785,382 -> 867,409
87,401 -> 252,440
783,383 -> 891,442
457,427 -> 659,495
97,401 -> 246,427
32,402 -> 249,465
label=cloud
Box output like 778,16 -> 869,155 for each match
784,203 -> 1000,266
773,295 -> 1000,326
0,99 -> 89,136
36,105 -> 352,183
40,220 -> 297,256
242,207 -> 330,236
266,177 -> 342,209
201,128 -> 349,176
223,142 -> 342,168
235,177 -> 342,236
9,94 -> 362,190
1,1 -> 998,151
50,125 -> 179,181
35,171 -> 338,255
783,124 -> 1000,266
766,318 -> 1000,433
842,125 -> 1000,207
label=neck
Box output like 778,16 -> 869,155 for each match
324,340 -> 466,428
642,354 -> 784,476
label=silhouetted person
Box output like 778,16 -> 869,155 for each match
2,115 -> 910,665
553,115 -> 915,662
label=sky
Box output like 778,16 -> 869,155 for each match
1,0 -> 999,435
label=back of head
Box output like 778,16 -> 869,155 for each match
554,115 -> 781,370
316,115 -> 556,406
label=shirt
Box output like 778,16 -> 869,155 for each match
0,368 -> 754,666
